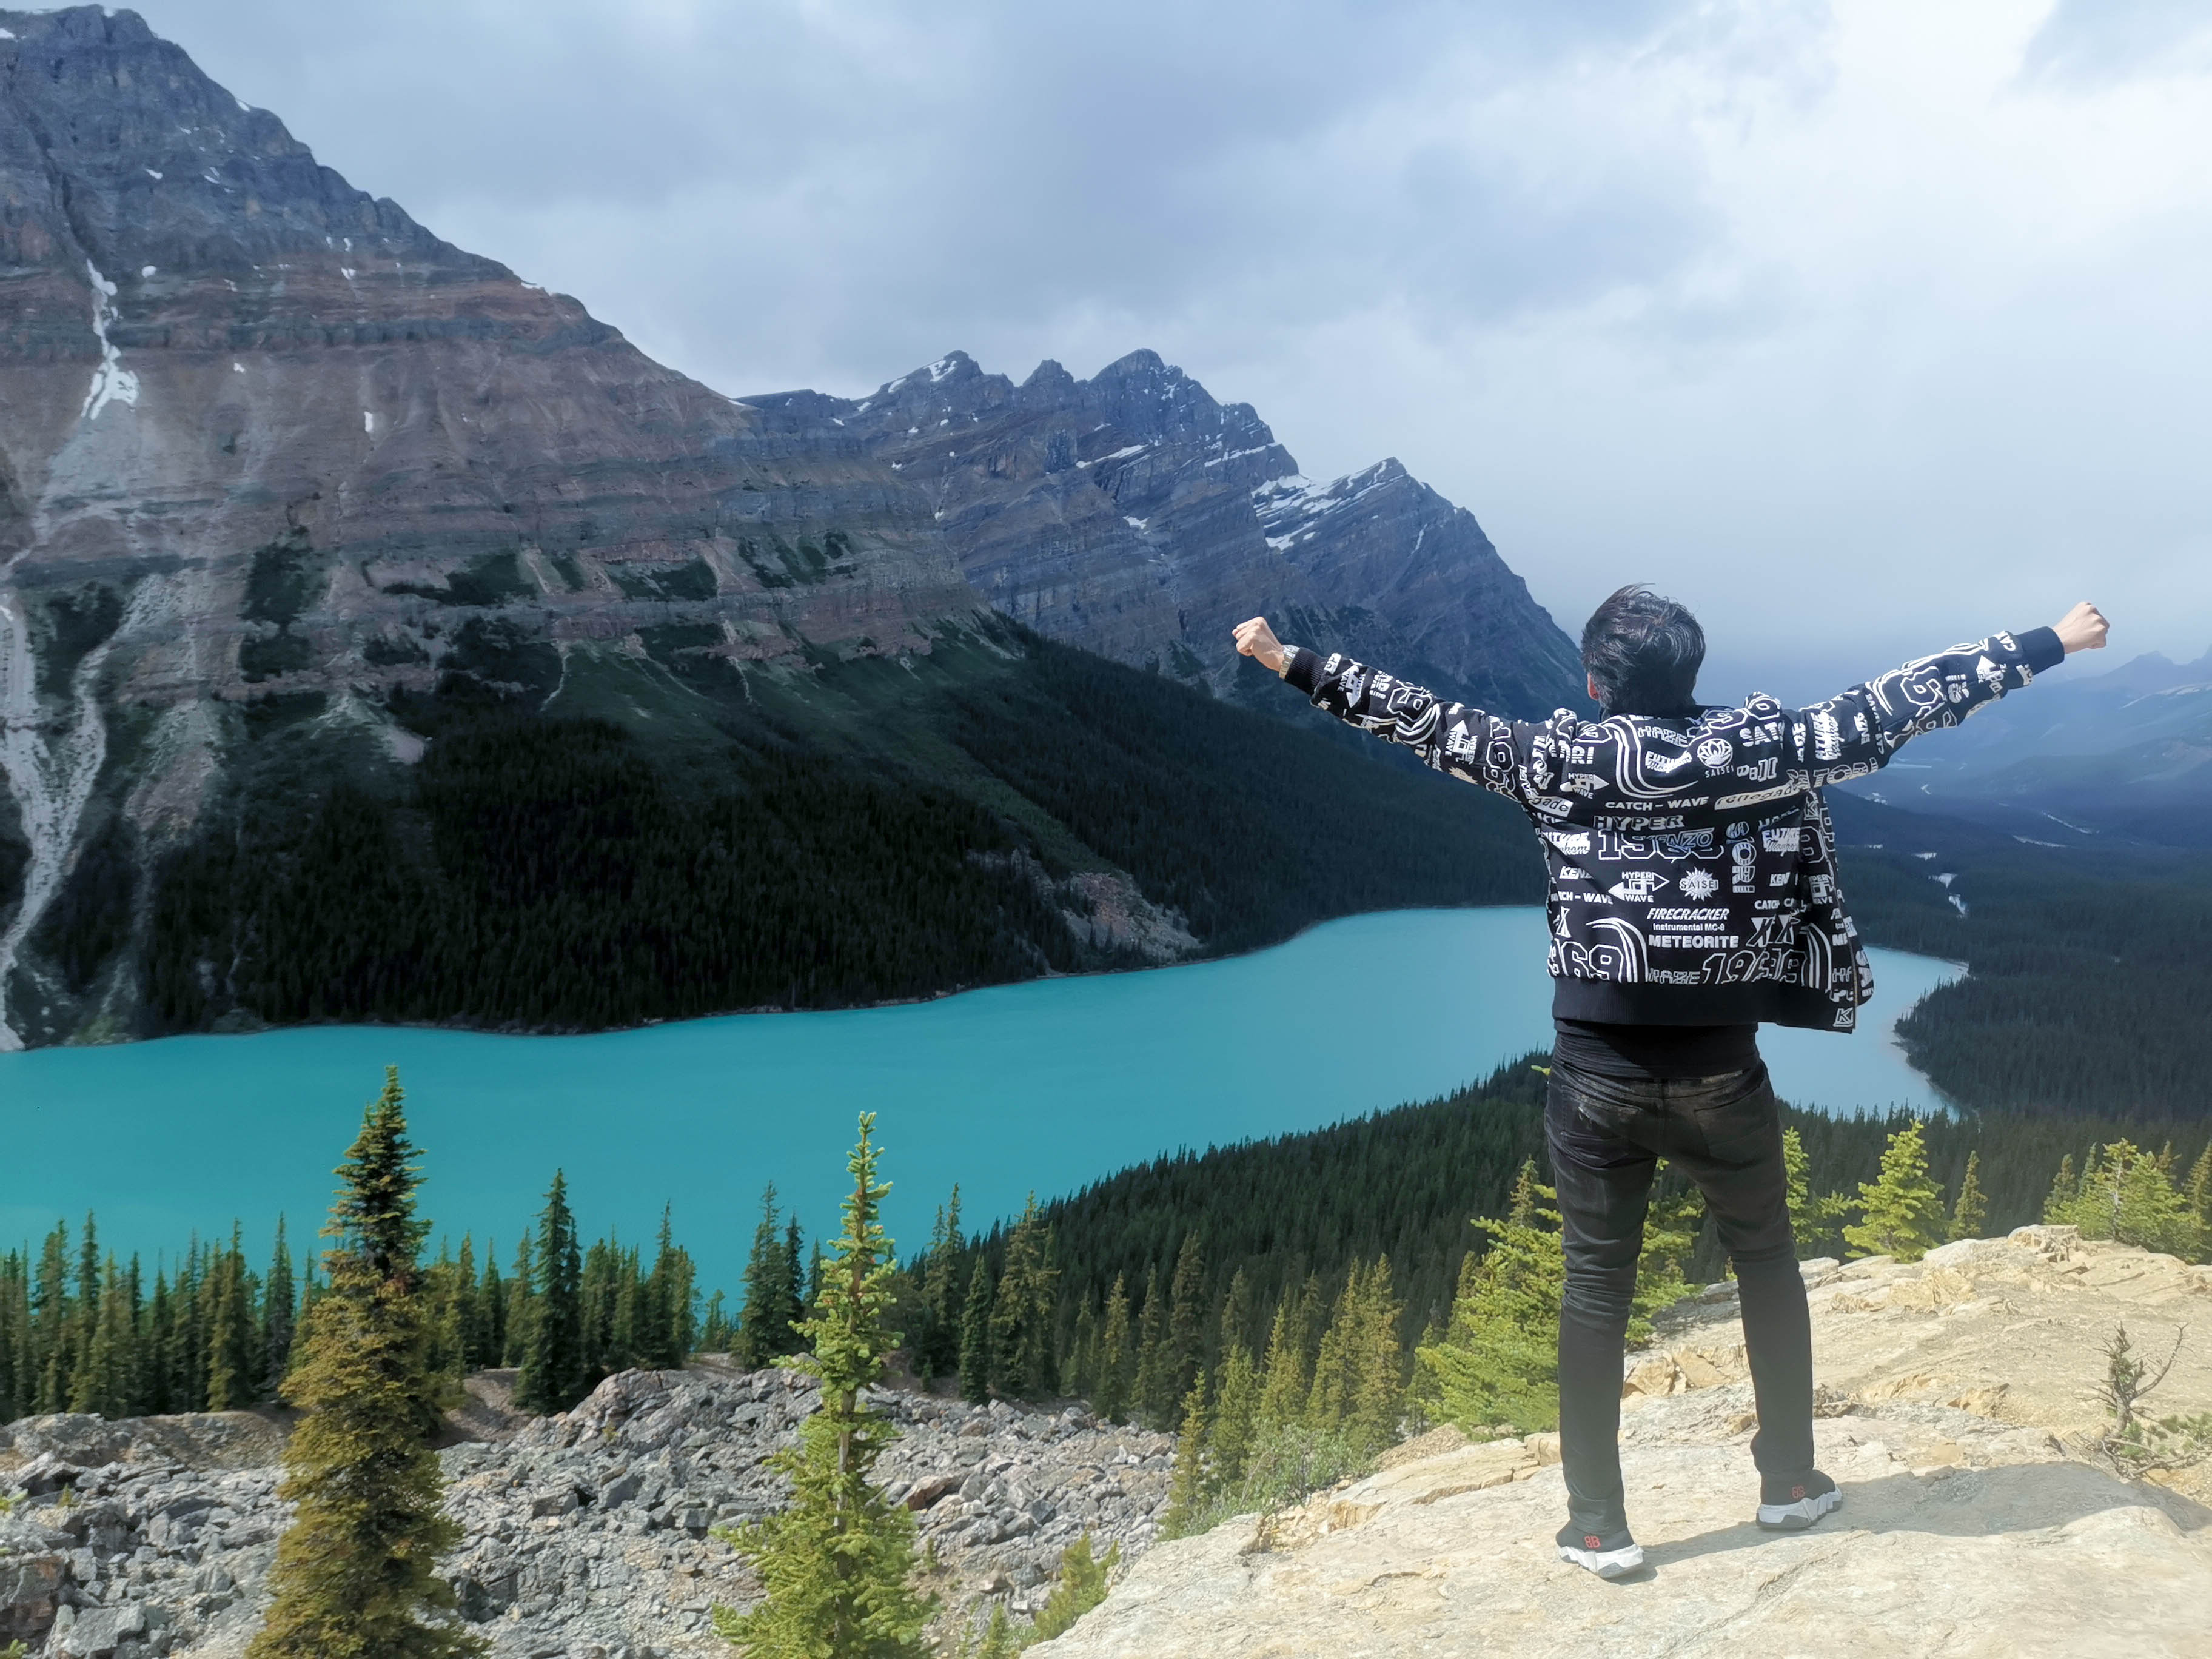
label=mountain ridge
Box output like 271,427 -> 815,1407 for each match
743,347 -> 1585,715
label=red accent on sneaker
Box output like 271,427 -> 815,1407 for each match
1791,1484 -> 1806,1500
1583,1535 -> 1602,1549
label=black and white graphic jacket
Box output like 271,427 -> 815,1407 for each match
1282,626 -> 2066,1031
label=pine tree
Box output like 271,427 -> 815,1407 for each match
712,1114 -> 934,1658
958,1261 -> 994,1405
1948,1151 -> 1988,1242
1843,1120 -> 1946,1263
263,1217 -> 297,1399
1092,1273 -> 1132,1423
514,1171 -> 585,1415
2186,1144 -> 2212,1238
247,1066 -> 483,1659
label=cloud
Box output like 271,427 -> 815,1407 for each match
124,0 -> 2212,695
2021,0 -> 2212,84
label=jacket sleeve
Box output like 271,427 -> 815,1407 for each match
1788,626 -> 2066,785
1283,646 -> 1535,805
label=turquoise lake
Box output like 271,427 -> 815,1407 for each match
0,908 -> 1960,1293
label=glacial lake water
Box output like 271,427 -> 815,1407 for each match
0,908 -> 1960,1293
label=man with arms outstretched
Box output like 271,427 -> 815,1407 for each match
1233,591 -> 2108,1578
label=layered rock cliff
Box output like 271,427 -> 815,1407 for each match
0,6 -> 1573,1048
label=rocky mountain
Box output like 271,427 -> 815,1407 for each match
1037,1225 -> 2212,1658
1839,645 -> 2212,848
4,1228 -> 2205,1658
745,352 -> 1584,713
0,6 -> 1568,1050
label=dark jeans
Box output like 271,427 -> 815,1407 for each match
1545,1056 -> 1815,1532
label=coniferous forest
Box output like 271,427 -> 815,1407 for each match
130,625 -> 1539,1034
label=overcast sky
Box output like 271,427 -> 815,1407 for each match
129,0 -> 2212,700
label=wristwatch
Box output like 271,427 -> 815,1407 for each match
1276,643 -> 1299,678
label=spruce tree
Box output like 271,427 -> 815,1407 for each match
263,1217 -> 297,1399
1415,1165 -> 1564,1434
644,1206 -> 695,1368
1843,1121 -> 1946,1263
451,1236 -> 485,1375
247,1066 -> 482,1659
2051,1141 -> 2202,1255
514,1171 -> 585,1415
1165,1233 -> 1207,1413
33,1221 -> 70,1412
2187,1144 -> 2212,1244
477,1245 -> 506,1369
989,1195 -> 1056,1399
917,1186 -> 964,1381
1255,1277 -> 1319,1430
1208,1338 -> 1259,1490
712,1113 -> 934,1658
1161,1369 -> 1213,1536
1948,1151 -> 1988,1242
958,1261 -> 994,1405
1130,1264 -> 1172,1429
206,1227 -> 258,1411
1093,1273 -> 1132,1423
2042,1153 -> 2079,1224
739,1185 -> 793,1369
1030,1535 -> 1118,1643
501,1235 -> 534,1368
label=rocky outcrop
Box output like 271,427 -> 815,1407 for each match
1032,1228 -> 2212,1658
0,1364 -> 1173,1658
745,352 -> 1586,714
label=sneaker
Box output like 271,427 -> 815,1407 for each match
1556,1520 -> 1644,1580
1756,1469 -> 1842,1531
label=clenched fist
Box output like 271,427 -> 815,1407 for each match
1233,615 -> 1287,674
2053,602 -> 2109,655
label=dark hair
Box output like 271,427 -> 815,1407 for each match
1581,585 -> 1704,715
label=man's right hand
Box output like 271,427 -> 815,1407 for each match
1233,616 -> 1288,675
2053,602 -> 2110,655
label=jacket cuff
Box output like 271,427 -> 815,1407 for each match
1282,645 -> 1324,695
2016,626 -> 2065,674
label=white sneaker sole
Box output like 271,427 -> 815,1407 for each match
1757,1486 -> 1843,1531
1558,1541 -> 1645,1580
